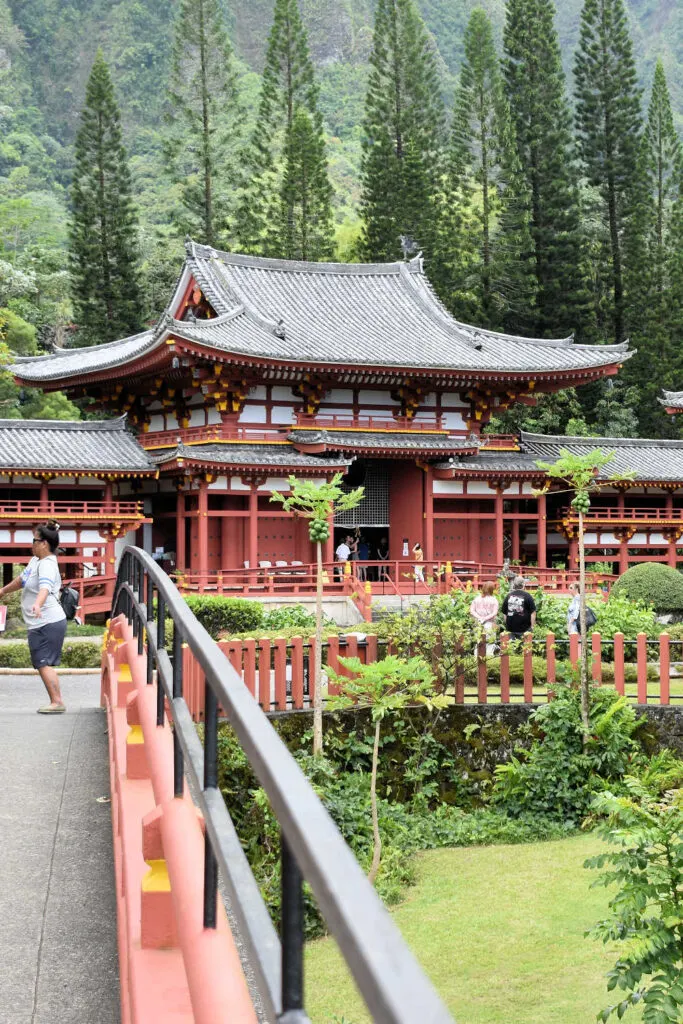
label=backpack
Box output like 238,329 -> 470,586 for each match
584,606 -> 597,629
60,584 -> 80,621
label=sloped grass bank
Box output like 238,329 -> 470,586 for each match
305,834 -> 641,1024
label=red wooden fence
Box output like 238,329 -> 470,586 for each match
181,630 -> 681,722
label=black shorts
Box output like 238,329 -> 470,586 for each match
28,619 -> 67,669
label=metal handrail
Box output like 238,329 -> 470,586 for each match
113,546 -> 453,1024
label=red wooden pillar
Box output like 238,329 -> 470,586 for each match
248,486 -> 259,571
537,492 -> 547,568
104,479 -> 113,510
618,530 -> 629,575
667,532 -> 677,569
105,534 -> 116,598
494,488 -> 504,566
666,492 -> 674,517
423,467 -> 434,562
511,518 -> 520,563
40,477 -> 49,507
568,533 -> 578,570
325,512 -> 334,566
617,489 -> 625,517
197,477 -> 209,576
176,490 -> 186,571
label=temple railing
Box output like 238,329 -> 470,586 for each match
140,424 -> 282,448
478,433 -> 521,449
112,547 -> 453,1022
0,499 -> 145,520
558,506 -> 683,523
293,413 -> 448,432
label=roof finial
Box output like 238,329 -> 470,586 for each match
184,236 -> 195,256
274,319 -> 286,339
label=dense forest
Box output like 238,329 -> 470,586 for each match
2,0 -> 683,436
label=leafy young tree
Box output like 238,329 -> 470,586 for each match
270,473 -> 364,756
279,105 -> 335,261
441,7 -> 534,330
359,0 -> 446,265
574,0 -> 642,345
503,0 -> 590,339
235,0 -> 334,261
327,654 -> 447,883
534,449 -> 633,742
587,785 -> 683,1023
163,0 -> 240,247
69,50 -> 141,344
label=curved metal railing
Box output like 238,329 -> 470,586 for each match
113,546 -> 454,1024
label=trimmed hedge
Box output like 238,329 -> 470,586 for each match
183,595 -> 263,638
0,640 -> 101,669
612,562 -> 683,613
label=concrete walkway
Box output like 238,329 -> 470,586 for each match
0,674 -> 119,1024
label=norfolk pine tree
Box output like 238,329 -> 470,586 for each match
359,0 -> 446,265
235,0 -> 333,261
574,0 -> 642,345
503,0 -> 590,339
442,7 -> 535,330
163,0 -> 240,247
69,50 -> 141,343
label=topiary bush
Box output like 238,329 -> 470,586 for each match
184,595 -> 264,638
611,562 -> 683,613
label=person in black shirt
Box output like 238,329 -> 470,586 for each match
501,577 -> 537,640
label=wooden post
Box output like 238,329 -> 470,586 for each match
494,488 -> 504,566
660,633 -> 670,706
176,490 -> 186,572
258,638 -> 271,710
613,633 -> 625,696
537,492 -> 547,568
197,477 -> 209,579
423,467 -> 434,562
291,637 -> 304,709
273,638 -> 287,711
249,486 -> 259,577
636,633 -> 648,704
40,477 -> 49,507
511,519 -> 520,563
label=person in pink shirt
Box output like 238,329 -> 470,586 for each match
469,581 -> 499,656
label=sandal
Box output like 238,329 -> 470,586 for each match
37,705 -> 66,714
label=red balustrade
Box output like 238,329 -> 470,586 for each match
0,499 -> 144,518
560,505 -> 683,522
294,413 -> 447,432
180,628 -> 680,720
140,423 -> 281,448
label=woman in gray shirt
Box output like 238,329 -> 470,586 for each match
0,521 -> 67,713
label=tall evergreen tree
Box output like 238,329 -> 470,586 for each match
503,0 -> 590,339
359,0 -> 446,265
163,0 -> 240,248
234,0 -> 334,261
441,7 -> 535,330
69,50 -> 141,343
574,0 -> 642,345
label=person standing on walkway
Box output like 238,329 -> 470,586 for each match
567,582 -> 581,636
469,581 -> 499,656
412,541 -> 424,583
0,520 -> 67,713
501,576 -> 537,642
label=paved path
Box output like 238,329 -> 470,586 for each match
0,674 -> 119,1024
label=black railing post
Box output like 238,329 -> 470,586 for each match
146,575 -> 154,687
280,833 -> 307,1021
203,678 -> 218,929
172,624 -> 184,797
156,594 -> 166,727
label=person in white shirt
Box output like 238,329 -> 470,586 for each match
0,520 -> 67,713
335,535 -> 352,580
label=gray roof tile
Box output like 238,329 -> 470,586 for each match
660,390 -> 683,408
155,442 -> 351,471
0,417 -> 157,474
288,429 -> 479,454
12,242 -> 632,383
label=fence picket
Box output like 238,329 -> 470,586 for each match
614,633 -> 625,696
660,633 -> 670,706
274,638 -> 287,711
258,638 -> 271,710
637,633 -> 648,704
291,637 -> 304,709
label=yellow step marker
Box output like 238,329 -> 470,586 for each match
142,859 -> 171,893
126,725 -> 144,745
118,664 -> 132,683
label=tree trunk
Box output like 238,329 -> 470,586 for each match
313,539 -> 324,756
578,510 -> 590,745
368,718 -> 382,885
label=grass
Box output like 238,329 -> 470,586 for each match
305,834 -> 642,1024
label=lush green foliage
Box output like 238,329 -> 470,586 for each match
612,562 -> 683,613
587,784 -> 683,1022
0,639 -> 101,668
493,682 -> 641,824
260,605 -> 320,632
183,594 -> 264,638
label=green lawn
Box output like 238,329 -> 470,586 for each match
305,834 -> 641,1024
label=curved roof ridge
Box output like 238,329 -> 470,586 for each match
189,239 -> 404,276
0,415 -> 130,432
209,259 -> 290,336
522,431 -> 683,449
397,264 -> 481,350
167,305 -> 245,330
13,329 -> 155,364
660,390 -> 683,405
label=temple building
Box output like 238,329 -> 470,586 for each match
7,240 -> 683,590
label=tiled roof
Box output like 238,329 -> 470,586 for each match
0,417 -> 157,474
12,241 -> 631,382
154,442 -> 352,471
660,390 -> 683,409
439,433 -> 683,483
288,429 -> 479,455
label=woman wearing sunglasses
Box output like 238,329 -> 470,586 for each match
0,520 -> 67,713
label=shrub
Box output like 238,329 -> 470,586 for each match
492,683 -> 642,825
261,605 -> 322,631
184,595 -> 263,638
0,642 -> 33,667
0,640 -> 101,668
612,562 -> 683,613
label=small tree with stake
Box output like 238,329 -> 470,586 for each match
534,449 -> 634,744
327,654 -> 448,884
270,473 -> 364,756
